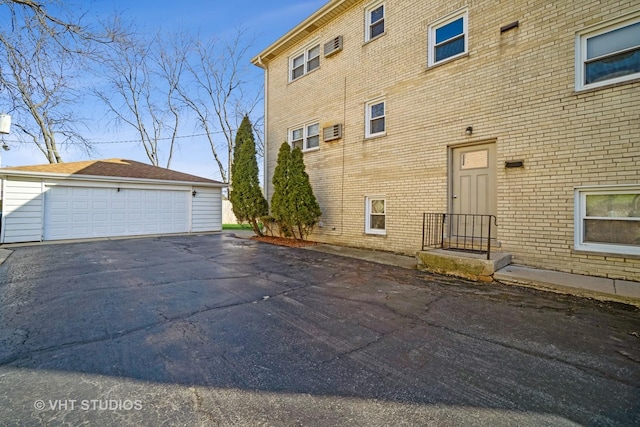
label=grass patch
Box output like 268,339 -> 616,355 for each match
222,223 -> 254,230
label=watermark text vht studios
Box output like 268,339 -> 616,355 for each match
34,399 -> 143,411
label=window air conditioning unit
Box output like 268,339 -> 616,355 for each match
323,124 -> 343,142
324,36 -> 343,57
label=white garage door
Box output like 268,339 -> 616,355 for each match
44,186 -> 189,240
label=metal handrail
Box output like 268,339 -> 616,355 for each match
422,213 -> 497,260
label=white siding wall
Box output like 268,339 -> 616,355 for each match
222,200 -> 238,224
2,178 -> 43,243
191,187 -> 222,232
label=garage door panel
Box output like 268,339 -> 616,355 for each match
127,224 -> 143,233
91,188 -> 109,197
71,225 -> 90,234
44,186 -> 189,240
50,200 -> 69,209
72,213 -> 90,222
92,226 -> 109,235
71,188 -> 90,196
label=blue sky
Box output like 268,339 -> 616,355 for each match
2,0 -> 327,180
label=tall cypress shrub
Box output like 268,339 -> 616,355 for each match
229,115 -> 268,236
287,146 -> 321,240
270,142 -> 292,237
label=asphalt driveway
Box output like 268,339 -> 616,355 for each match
0,233 -> 638,426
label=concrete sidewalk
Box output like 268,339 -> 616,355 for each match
231,230 -> 640,307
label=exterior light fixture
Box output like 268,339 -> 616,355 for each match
192,190 -> 197,197
0,114 -> 11,167
465,126 -> 473,135
0,114 -> 11,134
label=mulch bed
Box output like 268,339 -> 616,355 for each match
251,235 -> 319,248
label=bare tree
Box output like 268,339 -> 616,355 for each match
179,29 -> 262,183
95,32 -> 184,168
153,34 -> 189,168
0,0 -> 122,163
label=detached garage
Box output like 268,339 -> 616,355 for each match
0,159 -> 226,244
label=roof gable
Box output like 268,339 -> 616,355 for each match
0,159 -> 223,185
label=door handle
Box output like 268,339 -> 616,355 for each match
452,195 -> 458,199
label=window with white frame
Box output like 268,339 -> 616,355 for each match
365,197 -> 386,235
289,122 -> 320,151
365,1 -> 385,42
575,14 -> 640,91
428,10 -> 468,67
290,43 -> 320,81
365,99 -> 385,138
574,186 -> 640,256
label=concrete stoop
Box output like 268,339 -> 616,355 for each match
416,249 -> 512,282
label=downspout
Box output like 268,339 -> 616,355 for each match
257,56 -> 269,202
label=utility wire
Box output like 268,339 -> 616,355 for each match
1,129 -> 233,145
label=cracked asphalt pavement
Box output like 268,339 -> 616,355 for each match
0,233 -> 638,426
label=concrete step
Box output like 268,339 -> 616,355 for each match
416,248 -> 512,282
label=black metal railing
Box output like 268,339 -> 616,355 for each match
422,213 -> 498,260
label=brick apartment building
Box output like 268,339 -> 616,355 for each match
252,0 -> 640,286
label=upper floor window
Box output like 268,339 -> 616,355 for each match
574,186 -> 640,256
575,14 -> 640,91
428,10 -> 468,67
290,122 -> 320,151
290,43 -> 320,81
365,99 -> 386,138
365,1 -> 385,42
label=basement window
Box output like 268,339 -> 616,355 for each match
575,186 -> 640,256
365,197 -> 386,235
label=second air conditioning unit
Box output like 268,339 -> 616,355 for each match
323,124 -> 343,142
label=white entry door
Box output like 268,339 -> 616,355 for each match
451,143 -> 497,239
44,186 -> 189,240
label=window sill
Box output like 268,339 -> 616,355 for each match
287,67 -> 321,85
426,52 -> 469,71
573,76 -> 640,95
572,247 -> 640,260
365,231 -> 387,236
302,147 -> 320,153
364,132 -> 386,140
363,31 -> 387,46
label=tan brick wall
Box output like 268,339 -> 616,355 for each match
260,0 -> 640,281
